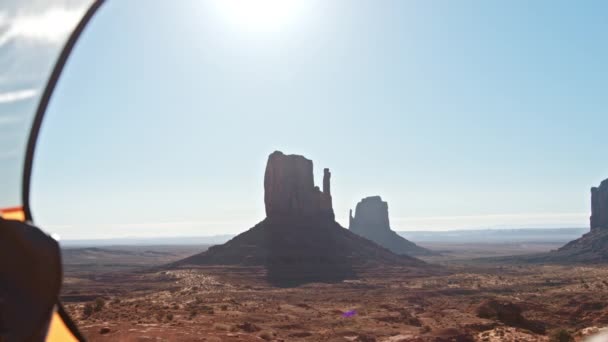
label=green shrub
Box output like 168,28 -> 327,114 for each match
200,305 -> 214,315
82,303 -> 93,318
94,298 -> 105,312
549,329 -> 574,342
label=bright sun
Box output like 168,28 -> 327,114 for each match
212,0 -> 311,33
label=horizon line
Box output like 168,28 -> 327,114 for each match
57,226 -> 589,242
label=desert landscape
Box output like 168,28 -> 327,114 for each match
61,244 -> 608,342
58,152 -> 608,341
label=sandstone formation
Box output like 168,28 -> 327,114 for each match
590,179 -> 608,230
490,178 -> 608,264
349,196 -> 433,256
264,151 -> 333,220
548,178 -> 608,262
173,151 -> 426,285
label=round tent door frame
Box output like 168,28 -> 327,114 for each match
21,0 -> 106,224
19,1 -> 106,341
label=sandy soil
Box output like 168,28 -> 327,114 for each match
60,244 -> 608,341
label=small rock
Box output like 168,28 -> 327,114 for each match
237,321 -> 261,333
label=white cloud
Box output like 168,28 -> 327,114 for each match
0,6 -> 86,46
0,88 -> 37,103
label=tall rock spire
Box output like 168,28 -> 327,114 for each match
323,168 -> 331,195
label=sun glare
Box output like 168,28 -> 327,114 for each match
211,0 -> 311,33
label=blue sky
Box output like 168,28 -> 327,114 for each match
2,1 -> 608,239
0,0 -> 90,207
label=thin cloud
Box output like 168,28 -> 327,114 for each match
389,212 -> 588,230
0,88 -> 37,103
0,6 -> 86,46
392,212 -> 587,222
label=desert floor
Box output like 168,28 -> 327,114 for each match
60,242 -> 608,341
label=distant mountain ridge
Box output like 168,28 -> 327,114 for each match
398,228 -> 587,244
60,228 -> 586,247
60,235 -> 234,247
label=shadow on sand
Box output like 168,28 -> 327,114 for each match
262,217 -> 357,287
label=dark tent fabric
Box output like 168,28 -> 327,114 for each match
0,218 -> 61,341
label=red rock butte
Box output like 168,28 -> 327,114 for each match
172,151 -> 427,286
590,179 -> 608,231
264,151 -> 334,220
492,177 -> 608,264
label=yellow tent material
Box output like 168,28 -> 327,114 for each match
47,311 -> 79,342
0,206 -> 25,221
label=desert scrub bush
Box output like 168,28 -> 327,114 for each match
237,321 -> 261,332
200,305 -> 214,315
94,298 -> 105,312
82,303 -> 93,318
166,313 -> 173,321
259,331 -> 274,341
213,323 -> 233,331
398,310 -> 421,326
549,329 -> 574,342
188,310 -> 197,319
355,334 -> 376,342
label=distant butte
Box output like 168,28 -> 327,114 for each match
172,151 -> 427,285
349,196 -> 434,256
